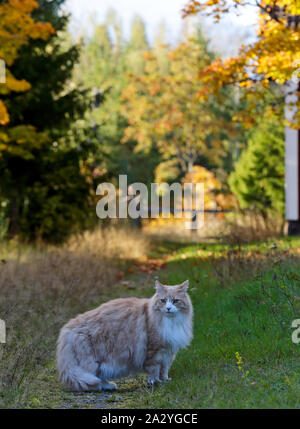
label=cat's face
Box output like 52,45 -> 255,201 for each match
153,280 -> 190,317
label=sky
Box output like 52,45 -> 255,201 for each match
65,0 -> 259,57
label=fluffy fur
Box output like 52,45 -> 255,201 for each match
56,280 -> 193,391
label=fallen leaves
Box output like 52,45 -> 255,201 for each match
134,258 -> 168,274
115,256 -> 168,281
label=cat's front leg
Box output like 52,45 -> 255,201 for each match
145,364 -> 161,386
160,351 -> 176,381
160,367 -> 171,381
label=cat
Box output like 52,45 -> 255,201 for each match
56,279 -> 193,392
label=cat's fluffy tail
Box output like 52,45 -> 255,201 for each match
56,329 -> 101,392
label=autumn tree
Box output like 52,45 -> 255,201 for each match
0,0 -> 54,125
183,0 -> 300,127
121,30 -> 242,181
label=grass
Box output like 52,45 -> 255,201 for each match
107,237 -> 300,409
1,228 -> 300,408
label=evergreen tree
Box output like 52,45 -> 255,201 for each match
129,15 -> 148,51
229,116 -> 285,217
1,0 -> 95,242
126,15 -> 149,74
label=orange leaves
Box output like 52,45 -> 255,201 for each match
201,55 -> 249,87
143,51 -> 153,61
0,101 -> 9,125
149,82 -> 161,97
134,257 -> 168,274
9,0 -> 39,13
215,192 -> 237,210
0,0 -> 55,64
0,0 -> 54,64
29,21 -> 55,40
121,36 -> 228,168
0,0 -> 54,126
5,72 -> 31,92
115,257 -> 168,281
183,165 -> 226,210
183,0 -> 300,127
182,1 -> 201,17
182,0 -> 233,19
183,0 -> 300,18
198,54 -> 252,102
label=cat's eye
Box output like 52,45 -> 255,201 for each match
172,299 -> 179,304
160,298 -> 167,303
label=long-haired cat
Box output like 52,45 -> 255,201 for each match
56,280 -> 193,391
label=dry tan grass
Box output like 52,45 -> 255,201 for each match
0,226 -> 150,406
143,211 -> 284,245
66,226 -> 149,260
143,214 -> 227,243
222,211 -> 284,245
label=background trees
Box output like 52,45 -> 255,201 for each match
0,2 -> 290,241
121,29 -> 246,189
182,0 -> 292,219
75,12 -> 161,189
0,0 -> 96,242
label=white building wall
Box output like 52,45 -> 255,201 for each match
285,79 -> 299,221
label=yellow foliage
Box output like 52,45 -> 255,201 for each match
183,165 -> 232,210
147,165 -> 236,229
0,101 -> 9,125
0,0 -> 54,125
183,0 -> 300,127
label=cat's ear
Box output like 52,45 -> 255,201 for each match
177,280 -> 189,295
155,280 -> 165,295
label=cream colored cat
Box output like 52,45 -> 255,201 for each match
56,280 -> 193,391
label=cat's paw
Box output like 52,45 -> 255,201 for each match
147,377 -> 162,386
147,377 -> 155,386
161,376 -> 172,382
100,381 -> 117,391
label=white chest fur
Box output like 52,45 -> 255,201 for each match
160,314 -> 192,351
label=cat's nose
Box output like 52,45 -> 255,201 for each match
166,307 -> 171,311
